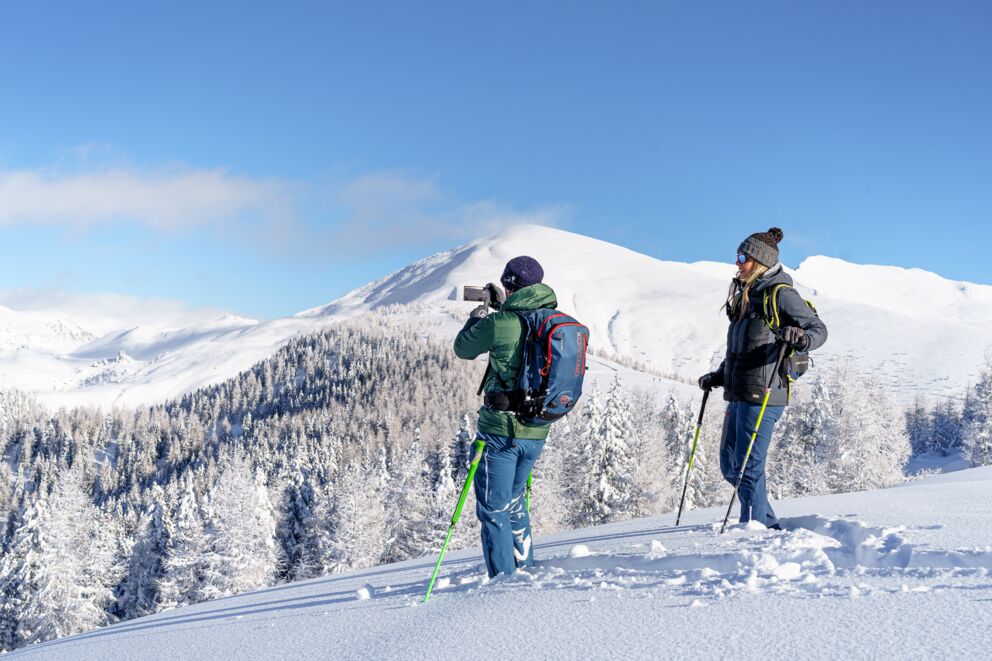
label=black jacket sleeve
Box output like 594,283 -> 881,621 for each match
777,287 -> 828,352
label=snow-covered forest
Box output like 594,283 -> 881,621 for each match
1,313 -> 990,653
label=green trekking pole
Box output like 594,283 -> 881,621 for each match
424,439 -> 486,603
526,472 -> 533,512
675,388 -> 711,526
719,343 -> 789,534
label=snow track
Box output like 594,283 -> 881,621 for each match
420,515 -> 990,605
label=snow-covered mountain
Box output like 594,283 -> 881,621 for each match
13,466 -> 992,660
306,225 -> 992,403
2,224 -> 991,408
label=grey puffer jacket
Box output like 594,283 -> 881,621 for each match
713,265 -> 828,407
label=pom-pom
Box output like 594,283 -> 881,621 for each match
767,227 -> 784,244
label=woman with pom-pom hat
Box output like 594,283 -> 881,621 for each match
697,228 -> 828,529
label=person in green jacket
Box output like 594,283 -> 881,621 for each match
454,256 -> 554,577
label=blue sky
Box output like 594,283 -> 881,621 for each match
1,1 -> 989,319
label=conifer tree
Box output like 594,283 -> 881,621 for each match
115,486 -> 169,619
318,462 -> 387,573
0,472 -> 116,649
963,361 -> 992,467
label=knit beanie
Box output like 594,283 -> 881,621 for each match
500,256 -> 544,291
738,227 -> 784,267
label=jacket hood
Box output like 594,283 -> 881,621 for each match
751,263 -> 793,293
501,283 -> 557,312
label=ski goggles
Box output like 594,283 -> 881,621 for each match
736,254 -> 749,264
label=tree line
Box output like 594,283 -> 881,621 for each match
1,312 -> 989,652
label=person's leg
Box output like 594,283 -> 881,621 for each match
735,404 -> 784,526
507,438 -> 545,569
474,433 -> 520,577
719,403 -> 739,485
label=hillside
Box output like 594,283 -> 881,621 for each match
2,225 -> 991,407
12,466 -> 991,660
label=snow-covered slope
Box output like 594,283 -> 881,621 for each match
14,466 -> 991,660
2,225 -> 990,407
302,225 -> 992,402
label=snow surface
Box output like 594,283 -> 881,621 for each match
1,225 -> 990,407
14,467 -> 991,660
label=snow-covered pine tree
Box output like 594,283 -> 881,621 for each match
318,461 -> 387,573
567,383 -> 603,527
197,455 -> 278,602
381,433 -> 431,562
276,463 -> 321,582
659,392 -> 700,512
929,401 -> 963,455
0,471 -> 117,649
451,413 -> 474,481
963,360 -> 992,467
115,485 -> 169,620
820,365 -> 909,492
528,421 -> 570,535
768,375 -> 832,498
156,479 -> 208,610
584,376 -> 636,525
905,397 -> 932,456
423,441 -> 462,551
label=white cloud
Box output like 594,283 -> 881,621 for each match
327,171 -> 571,252
0,167 -> 289,231
0,287 -> 239,335
0,160 -> 570,258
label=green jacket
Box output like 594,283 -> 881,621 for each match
453,283 -> 557,440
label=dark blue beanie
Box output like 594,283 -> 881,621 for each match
500,256 -> 544,291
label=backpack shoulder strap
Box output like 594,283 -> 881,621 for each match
762,284 -> 793,330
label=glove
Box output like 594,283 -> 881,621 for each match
780,326 -> 809,351
470,304 -> 489,319
698,372 -> 721,390
484,283 -> 506,310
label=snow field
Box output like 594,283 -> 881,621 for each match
15,466 -> 991,661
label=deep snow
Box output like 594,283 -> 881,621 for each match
13,466 -> 991,660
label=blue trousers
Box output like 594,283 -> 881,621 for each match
473,432 -> 545,578
719,402 -> 784,528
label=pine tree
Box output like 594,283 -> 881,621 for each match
769,376 -> 832,498
963,361 -> 992,467
115,486 -> 169,619
905,397 -> 931,456
197,456 -> 278,602
318,462 -> 387,573
930,402 -> 963,455
276,465 -> 321,582
451,414 -> 474,481
584,376 -> 636,525
0,472 -> 117,649
156,480 -> 208,610
820,366 -> 909,492
567,383 -> 603,527
381,435 -> 431,562
528,421 -> 570,534
661,392 -> 706,511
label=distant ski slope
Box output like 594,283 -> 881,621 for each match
1,225 -> 990,407
13,466 -> 991,660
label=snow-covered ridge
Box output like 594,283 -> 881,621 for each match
1,225 -> 990,407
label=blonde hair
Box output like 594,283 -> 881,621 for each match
723,263 -> 769,320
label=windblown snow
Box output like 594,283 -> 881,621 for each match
2,225 -> 991,407
13,467 -> 991,660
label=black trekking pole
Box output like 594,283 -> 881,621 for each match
675,388 -> 711,526
719,343 -> 789,534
